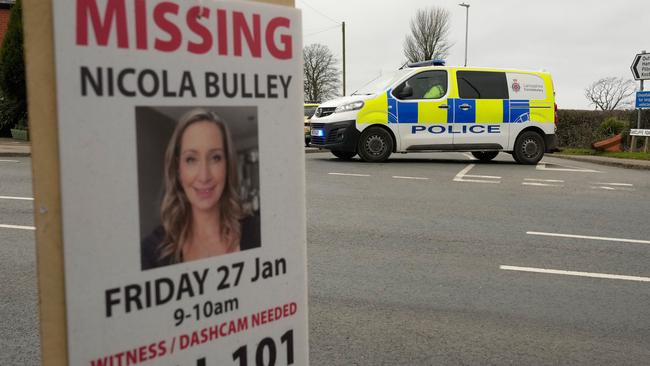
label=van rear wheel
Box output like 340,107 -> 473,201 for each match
513,131 -> 545,165
471,151 -> 499,162
357,127 -> 393,162
331,150 -> 357,160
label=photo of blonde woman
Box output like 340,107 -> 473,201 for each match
140,108 -> 260,270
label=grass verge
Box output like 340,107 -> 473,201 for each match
559,148 -> 650,161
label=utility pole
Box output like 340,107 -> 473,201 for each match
459,3 -> 470,67
342,21 -> 346,96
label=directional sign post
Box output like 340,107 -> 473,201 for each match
630,53 -> 650,80
631,52 -> 649,151
631,129 -> 650,153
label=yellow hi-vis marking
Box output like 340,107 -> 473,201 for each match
475,99 -> 503,124
357,93 -> 389,124
417,101 -> 447,123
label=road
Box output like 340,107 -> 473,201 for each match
0,157 -> 39,365
306,152 -> 650,365
2,153 -> 650,365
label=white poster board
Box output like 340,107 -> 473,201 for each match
52,1 -> 307,364
630,129 -> 650,137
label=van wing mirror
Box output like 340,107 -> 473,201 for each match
398,85 -> 413,99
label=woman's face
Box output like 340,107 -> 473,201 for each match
178,121 -> 227,213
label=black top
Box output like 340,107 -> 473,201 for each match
141,214 -> 261,270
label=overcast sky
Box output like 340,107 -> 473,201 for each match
296,0 -> 649,109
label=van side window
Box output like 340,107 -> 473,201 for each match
457,71 -> 508,99
393,70 -> 447,100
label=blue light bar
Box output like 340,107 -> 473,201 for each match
406,59 -> 446,68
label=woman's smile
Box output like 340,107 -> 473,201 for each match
194,185 -> 216,199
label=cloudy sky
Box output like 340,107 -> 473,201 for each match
296,0 -> 649,109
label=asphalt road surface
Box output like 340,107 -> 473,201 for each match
306,152 -> 650,365
0,157 -> 39,365
2,153 -> 650,365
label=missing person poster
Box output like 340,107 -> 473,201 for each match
52,1 -> 307,364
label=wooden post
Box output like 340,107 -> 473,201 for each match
22,1 -> 67,365
23,1 -> 294,365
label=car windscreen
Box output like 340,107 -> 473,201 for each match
352,69 -> 412,96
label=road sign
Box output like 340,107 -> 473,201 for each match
26,1 -> 308,365
630,129 -> 650,137
636,91 -> 650,108
631,53 -> 650,80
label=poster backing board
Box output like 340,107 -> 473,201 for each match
23,0 -> 304,365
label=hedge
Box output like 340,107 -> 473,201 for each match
556,109 -> 650,148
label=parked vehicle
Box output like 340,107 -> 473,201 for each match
304,102 -> 319,146
309,61 -> 558,164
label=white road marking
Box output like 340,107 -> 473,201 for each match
536,163 -> 600,173
0,224 -> 35,231
500,265 -> 650,283
328,172 -> 371,177
0,159 -> 19,163
453,164 -> 501,184
522,182 -> 563,187
591,186 -> 634,191
526,231 -> 650,245
592,186 -> 616,190
462,153 -> 476,160
456,178 -> 500,184
589,181 -> 634,191
453,164 -> 475,179
592,182 -> 633,186
392,176 -> 429,180
524,178 -> 564,183
0,196 -> 33,201
467,174 -> 501,179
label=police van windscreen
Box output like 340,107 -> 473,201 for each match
352,69 -> 412,95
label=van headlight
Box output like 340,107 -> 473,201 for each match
335,101 -> 364,113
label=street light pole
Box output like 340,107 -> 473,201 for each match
342,21 -> 346,96
459,3 -> 470,67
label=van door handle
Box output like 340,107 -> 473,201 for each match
459,104 -> 472,110
438,105 -> 449,109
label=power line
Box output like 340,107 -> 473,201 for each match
297,0 -> 340,25
304,24 -> 340,38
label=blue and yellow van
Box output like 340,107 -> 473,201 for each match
309,61 -> 558,164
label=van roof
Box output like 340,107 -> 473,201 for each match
411,65 -> 551,75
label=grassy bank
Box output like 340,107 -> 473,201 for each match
559,148 -> 650,161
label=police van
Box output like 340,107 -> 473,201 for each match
309,61 -> 558,164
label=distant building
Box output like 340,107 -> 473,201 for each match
0,0 -> 15,45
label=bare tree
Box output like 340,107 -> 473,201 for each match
403,7 -> 453,63
584,77 -> 636,110
303,43 -> 340,102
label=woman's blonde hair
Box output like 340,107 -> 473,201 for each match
158,109 -> 242,263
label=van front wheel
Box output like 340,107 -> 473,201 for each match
331,150 -> 357,160
513,131 -> 545,165
358,127 -> 393,162
471,151 -> 499,162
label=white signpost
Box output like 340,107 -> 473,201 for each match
630,129 -> 650,137
630,52 -> 649,151
630,53 -> 650,80
25,0 -> 308,365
